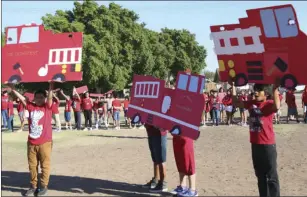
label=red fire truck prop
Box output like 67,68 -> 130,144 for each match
127,71 -> 205,140
210,4 -> 307,89
2,23 -> 83,83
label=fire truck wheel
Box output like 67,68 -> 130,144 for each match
8,75 -> 21,84
234,73 -> 248,87
52,74 -> 66,82
281,74 -> 297,90
132,113 -> 141,124
170,126 -> 181,136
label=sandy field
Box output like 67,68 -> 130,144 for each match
1,94 -> 307,196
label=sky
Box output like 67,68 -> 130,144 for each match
2,1 -> 307,72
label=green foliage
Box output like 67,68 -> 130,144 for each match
213,69 -> 220,83
204,70 -> 215,81
1,31 -> 5,47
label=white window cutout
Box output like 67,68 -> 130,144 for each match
177,74 -> 189,90
6,28 -> 18,44
199,77 -> 205,94
19,26 -> 39,44
188,76 -> 199,93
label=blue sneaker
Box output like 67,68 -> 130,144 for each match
179,189 -> 198,197
170,185 -> 188,195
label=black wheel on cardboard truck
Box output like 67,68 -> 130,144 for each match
281,74 -> 297,90
235,73 -> 248,87
8,75 -> 21,84
52,74 -> 66,82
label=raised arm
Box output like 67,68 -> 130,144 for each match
272,78 -> 281,111
73,87 -> 81,100
230,81 -> 244,108
47,82 -> 54,108
8,85 -> 26,107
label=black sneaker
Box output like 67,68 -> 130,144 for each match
23,187 -> 37,196
37,187 -> 48,196
142,178 -> 158,189
149,181 -> 168,193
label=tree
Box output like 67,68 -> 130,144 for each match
204,70 -> 215,81
1,31 -> 5,47
213,69 -> 220,83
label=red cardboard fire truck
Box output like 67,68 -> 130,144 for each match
2,23 -> 83,83
127,70 -> 205,140
210,4 -> 307,89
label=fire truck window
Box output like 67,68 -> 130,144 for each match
260,9 -> 279,38
19,27 -> 39,44
6,28 -> 18,45
275,7 -> 298,38
188,76 -> 199,93
199,77 -> 205,94
177,74 -> 189,91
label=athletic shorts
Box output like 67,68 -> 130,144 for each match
225,105 -> 233,112
148,135 -> 167,163
107,108 -> 112,113
173,135 -> 195,175
239,108 -> 247,113
288,107 -> 298,116
220,104 -> 225,111
113,111 -> 120,121
64,111 -> 71,122
18,111 -> 24,122
124,108 -> 128,117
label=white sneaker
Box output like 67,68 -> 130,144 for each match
89,128 -> 93,131
95,124 -> 99,129
65,126 -> 68,130
69,127 -> 73,130
83,128 -> 88,131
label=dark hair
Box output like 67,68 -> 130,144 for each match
125,96 -> 129,100
219,87 -> 224,92
35,89 -> 47,98
253,84 -> 269,92
113,92 -> 118,99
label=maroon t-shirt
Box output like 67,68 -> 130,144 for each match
82,98 -> 92,110
145,124 -> 167,137
244,100 -> 277,145
8,101 -> 14,116
17,101 -> 24,113
27,101 -> 53,145
65,99 -> 72,112
1,95 -> 8,110
52,99 -> 60,114
72,98 -> 81,112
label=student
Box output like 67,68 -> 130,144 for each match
106,93 -> 114,126
142,124 -> 168,193
274,93 -> 283,124
59,90 -> 73,130
112,93 -> 122,130
7,97 -> 14,132
123,96 -> 131,128
231,79 -> 280,197
82,92 -> 93,131
201,92 -> 209,127
218,87 -> 226,123
239,91 -> 248,126
1,91 -> 9,129
209,90 -> 220,126
302,87 -> 307,123
51,92 -> 61,132
9,82 -> 54,196
97,100 -> 105,128
285,89 -> 300,123
93,97 -> 100,129
72,87 -> 82,130
222,89 -> 233,126
16,98 -> 25,132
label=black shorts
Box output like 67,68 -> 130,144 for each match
148,135 -> 167,164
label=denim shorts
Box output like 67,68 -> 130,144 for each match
148,135 -> 167,163
64,112 -> 71,122
113,111 -> 120,121
239,108 -> 247,113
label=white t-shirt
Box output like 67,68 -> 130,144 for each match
106,98 -> 114,109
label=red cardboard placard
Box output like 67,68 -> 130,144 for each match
75,86 -> 88,94
2,24 -> 83,84
90,93 -> 104,98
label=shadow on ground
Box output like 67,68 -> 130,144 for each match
87,134 -> 173,141
1,171 -> 169,196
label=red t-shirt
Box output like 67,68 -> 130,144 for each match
93,100 -> 99,111
218,92 -> 226,101
209,95 -> 220,110
82,98 -> 92,110
52,99 -> 60,114
222,95 -> 232,106
123,100 -> 129,109
8,101 -> 14,116
302,91 -> 307,104
244,100 -> 277,144
17,101 -> 24,113
145,124 -> 167,136
203,94 -> 208,110
112,99 -> 121,112
239,95 -> 248,102
1,95 -> 9,110
27,101 -> 53,145
65,99 -> 72,112
286,92 -> 296,108
72,98 -> 81,112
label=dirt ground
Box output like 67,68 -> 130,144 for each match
2,94 -> 307,196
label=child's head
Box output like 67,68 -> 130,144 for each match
125,96 -> 129,101
253,84 -> 268,102
34,89 -> 47,106
84,92 -> 89,98
226,88 -> 231,95
113,92 -> 118,99
219,87 -> 224,93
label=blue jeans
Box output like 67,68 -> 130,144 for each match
212,109 -> 220,125
8,115 -> 14,132
1,109 -> 8,128
74,111 -> 81,129
113,111 -> 120,121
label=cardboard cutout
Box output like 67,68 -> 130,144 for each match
104,90 -> 114,95
2,24 -> 83,84
127,71 -> 206,140
90,93 -> 104,98
209,4 -> 307,89
75,86 -> 88,94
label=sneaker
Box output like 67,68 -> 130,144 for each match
37,187 -> 48,196
65,126 -> 68,130
23,187 -> 37,196
89,128 -> 93,131
149,181 -> 168,193
83,128 -> 88,131
142,178 -> 158,189
179,189 -> 198,197
69,127 -> 73,130
170,185 -> 188,195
